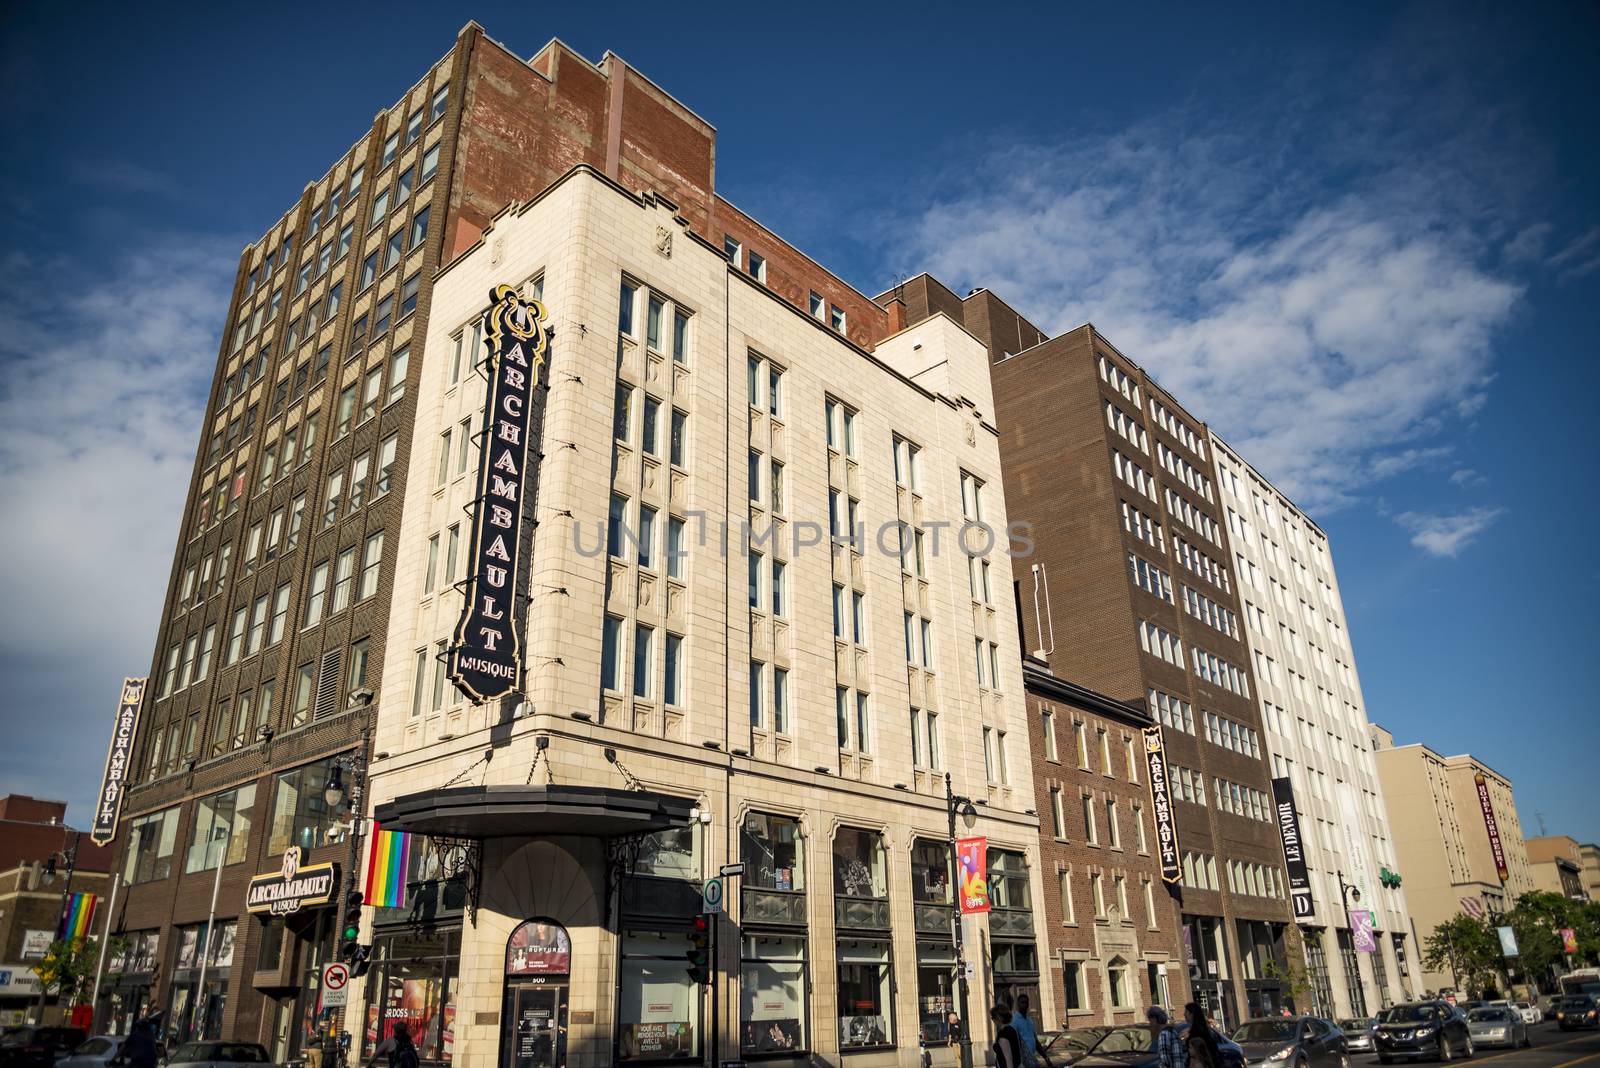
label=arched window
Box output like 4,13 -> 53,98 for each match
506,919 -> 571,976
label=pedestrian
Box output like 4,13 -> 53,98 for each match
367,1022 -> 417,1068
1184,1003 -> 1223,1068
1011,994 -> 1050,1068
120,1018 -> 158,1068
991,1006 -> 1022,1068
1148,1007 -> 1187,1068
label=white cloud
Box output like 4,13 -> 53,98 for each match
894,124 -> 1523,512
1449,467 -> 1485,488
1395,507 -> 1504,557
0,239 -> 235,814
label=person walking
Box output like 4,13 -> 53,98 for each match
1148,1007 -> 1187,1068
991,1006 -> 1022,1068
1011,994 -> 1050,1068
367,1021 -> 418,1068
1183,1003 -> 1223,1068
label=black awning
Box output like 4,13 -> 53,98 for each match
372,784 -> 695,839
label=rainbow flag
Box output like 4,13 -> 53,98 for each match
364,822 -> 412,908
60,892 -> 97,943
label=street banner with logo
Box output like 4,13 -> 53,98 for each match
90,677 -> 147,846
956,837 -> 989,914
447,285 -> 551,702
1562,928 -> 1579,954
1350,909 -> 1376,953
1142,726 -> 1182,884
1473,772 -> 1510,884
1496,926 -> 1519,957
1271,777 -> 1315,919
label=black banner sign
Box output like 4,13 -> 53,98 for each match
1474,772 -> 1509,884
1272,776 -> 1315,919
448,285 -> 550,702
90,677 -> 147,846
1143,726 -> 1182,884
246,848 -> 337,915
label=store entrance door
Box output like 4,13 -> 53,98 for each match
504,982 -> 568,1068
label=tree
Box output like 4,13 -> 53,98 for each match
31,935 -> 124,1008
1505,890 -> 1600,988
1423,915 -> 1503,997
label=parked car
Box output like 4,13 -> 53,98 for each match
55,1037 -> 125,1068
1510,1002 -> 1540,1026
1339,1019 -> 1378,1055
1069,1024 -> 1244,1068
0,1027 -> 90,1068
1554,995 -> 1600,1031
1040,1027 -> 1114,1065
1232,1017 -> 1347,1068
1466,1007 -> 1529,1050
1373,1001 -> 1473,1063
162,1043 -> 273,1068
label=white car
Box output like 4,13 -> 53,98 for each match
1512,1002 -> 1541,1025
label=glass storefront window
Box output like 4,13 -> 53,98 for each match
268,755 -> 345,853
364,931 -> 459,1065
833,828 -> 887,898
185,784 -> 257,872
740,934 -> 807,1055
911,840 -> 952,905
916,940 -> 957,1044
636,825 -> 700,881
123,807 -> 180,884
988,850 -> 1031,910
837,939 -> 893,1048
742,813 -> 805,891
619,930 -> 699,1060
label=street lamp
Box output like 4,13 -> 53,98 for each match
33,830 -> 80,1024
322,711 -> 373,1047
945,773 -> 979,1068
1336,871 -> 1361,911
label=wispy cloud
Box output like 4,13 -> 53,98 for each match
1548,225 -> 1600,281
1395,507 -> 1504,557
0,238 -> 235,815
1449,468 -> 1486,488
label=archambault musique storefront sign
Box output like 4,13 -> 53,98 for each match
246,848 -> 337,916
1142,726 -> 1182,884
1272,776 -> 1315,920
449,285 -> 551,702
90,677 -> 147,846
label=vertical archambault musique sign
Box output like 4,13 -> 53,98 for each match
448,285 -> 550,702
90,677 -> 147,846
1142,726 -> 1182,884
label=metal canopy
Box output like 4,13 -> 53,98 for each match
372,784 -> 695,839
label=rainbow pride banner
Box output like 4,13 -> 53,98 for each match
60,892 -> 97,943
364,823 -> 412,909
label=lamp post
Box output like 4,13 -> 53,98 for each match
189,826 -> 230,1041
33,830 -> 81,1023
944,773 -> 979,1068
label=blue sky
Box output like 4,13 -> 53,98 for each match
0,2 -> 1595,842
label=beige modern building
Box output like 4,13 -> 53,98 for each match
1582,843 -> 1600,902
1526,836 -> 1590,900
355,165 -> 1045,1068
1370,727 -> 1534,991
1213,442 -> 1418,1016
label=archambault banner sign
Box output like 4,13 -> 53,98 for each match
1474,772 -> 1510,884
246,848 -> 337,916
1272,776 -> 1315,920
449,284 -> 551,702
90,677 -> 147,846
1142,726 -> 1181,885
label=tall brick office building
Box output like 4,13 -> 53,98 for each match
881,277 -> 1298,1029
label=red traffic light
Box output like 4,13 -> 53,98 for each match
693,914 -> 710,933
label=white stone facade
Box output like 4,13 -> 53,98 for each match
1210,435 -> 1419,1018
356,166 -> 1045,1068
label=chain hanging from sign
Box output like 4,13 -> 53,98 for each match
448,285 -> 551,702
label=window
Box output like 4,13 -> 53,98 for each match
618,280 -> 636,335
445,523 -> 460,582
632,624 -> 654,698
830,306 -> 846,332
637,505 -> 657,568
771,558 -> 787,616
601,616 -> 623,691
420,142 -> 440,184
430,84 -> 448,121
381,131 -> 399,168
360,251 -> 378,290
670,408 -> 687,467
855,692 -> 871,754
359,532 -> 384,600
405,107 -> 423,146
614,383 -> 632,440
268,756 -> 345,853
185,784 -> 257,872
768,365 -> 783,418
304,560 -> 329,628
750,662 -> 766,727
808,291 -> 824,318
672,309 -> 690,363
666,517 -> 686,580
399,271 -> 421,319
748,551 -> 762,609
409,206 -> 430,250
1049,788 -> 1065,838
664,633 -> 684,707
852,591 -> 866,646
1106,799 -> 1122,847
123,807 -> 180,884
1139,620 -> 1185,668
772,667 -> 788,733
374,293 -> 395,336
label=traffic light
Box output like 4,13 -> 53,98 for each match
685,914 -> 711,984
339,890 -> 364,964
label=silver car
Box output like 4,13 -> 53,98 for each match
56,1036 -> 124,1068
1339,1019 -> 1377,1055
1465,1006 -> 1528,1050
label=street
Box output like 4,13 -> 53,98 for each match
1357,1024 -> 1600,1068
